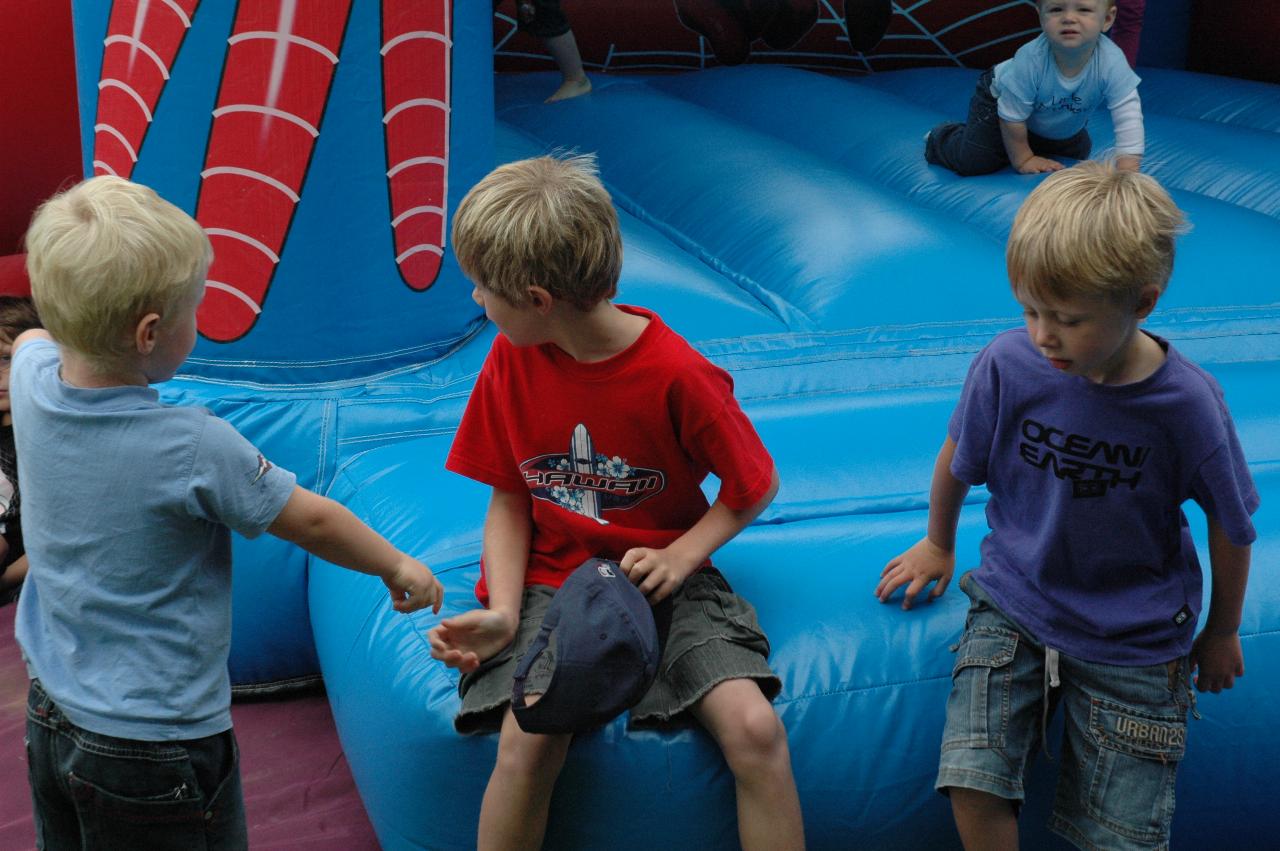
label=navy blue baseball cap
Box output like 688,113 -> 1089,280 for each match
512,558 -> 671,735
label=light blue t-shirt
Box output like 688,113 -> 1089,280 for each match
13,340 -> 296,740
992,33 -> 1140,146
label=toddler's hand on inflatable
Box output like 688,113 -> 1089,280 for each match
385,556 -> 443,614
1189,627 -> 1244,693
620,546 -> 698,603
876,537 -> 954,609
1115,154 -> 1141,173
1016,155 -> 1063,174
428,609 -> 517,673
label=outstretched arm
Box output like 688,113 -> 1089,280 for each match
1189,516 -> 1251,693
621,466 -> 780,602
999,118 -> 1062,174
876,436 -> 970,609
268,486 -> 442,613
428,487 -> 531,672
1110,90 -> 1144,172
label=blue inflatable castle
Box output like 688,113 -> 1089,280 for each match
71,1 -> 1279,848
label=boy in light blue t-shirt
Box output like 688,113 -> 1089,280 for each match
15,176 -> 444,849
925,0 -> 1144,177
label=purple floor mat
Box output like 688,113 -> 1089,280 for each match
0,599 -> 378,849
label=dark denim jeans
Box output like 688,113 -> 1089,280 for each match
25,679 -> 247,851
925,68 -> 1093,176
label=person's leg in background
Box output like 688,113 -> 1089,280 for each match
1110,0 -> 1146,68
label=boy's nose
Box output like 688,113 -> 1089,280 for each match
470,288 -> 483,307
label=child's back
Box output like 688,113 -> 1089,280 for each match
16,174 -> 441,848
13,341 -> 293,736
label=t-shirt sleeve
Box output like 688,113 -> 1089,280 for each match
185,415 -> 297,538
679,366 -> 774,511
11,338 -> 57,393
1188,429 -> 1260,548
994,49 -> 1039,124
948,344 -> 1000,485
445,346 -> 525,492
1101,36 -> 1141,105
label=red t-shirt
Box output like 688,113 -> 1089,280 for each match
446,306 -> 774,605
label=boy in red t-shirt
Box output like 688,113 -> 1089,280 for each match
429,154 -> 804,850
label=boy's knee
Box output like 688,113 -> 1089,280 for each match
720,701 -> 788,770
949,786 -> 1017,817
494,727 -> 571,781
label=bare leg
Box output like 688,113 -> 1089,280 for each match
542,31 -> 591,103
692,678 -> 804,851
477,706 -> 573,851
949,787 -> 1019,851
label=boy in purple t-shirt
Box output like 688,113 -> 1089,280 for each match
876,162 -> 1258,851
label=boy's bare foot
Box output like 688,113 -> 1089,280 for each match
546,76 -> 591,103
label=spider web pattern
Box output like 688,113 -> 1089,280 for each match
494,0 -> 1040,75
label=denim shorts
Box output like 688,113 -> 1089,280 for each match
25,679 -> 247,850
936,573 -> 1194,851
455,567 -> 780,734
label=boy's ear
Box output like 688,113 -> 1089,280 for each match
1134,285 -> 1161,320
1102,3 -> 1117,32
134,312 -> 161,355
527,285 -> 555,315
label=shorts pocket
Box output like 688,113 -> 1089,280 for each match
683,572 -> 769,655
1085,697 -> 1185,844
943,626 -> 1018,749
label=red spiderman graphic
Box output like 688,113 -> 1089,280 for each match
91,0 -> 452,343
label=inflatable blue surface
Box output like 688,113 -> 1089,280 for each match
55,1 -> 1280,846
303,66 -> 1280,849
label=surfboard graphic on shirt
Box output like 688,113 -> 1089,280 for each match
519,425 -> 666,521
570,423 -> 603,523
93,0 -> 202,179
380,0 -> 451,291
194,0 -> 353,342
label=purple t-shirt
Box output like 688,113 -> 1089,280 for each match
950,329 -> 1258,665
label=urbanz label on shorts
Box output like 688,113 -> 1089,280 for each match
1112,714 -> 1185,750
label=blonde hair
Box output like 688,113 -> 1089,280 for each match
451,154 -> 622,310
1007,161 -> 1186,306
24,176 -> 210,368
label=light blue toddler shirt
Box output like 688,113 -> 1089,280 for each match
13,339 -> 296,740
992,33 -> 1141,150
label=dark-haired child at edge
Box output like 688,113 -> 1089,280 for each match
0,296 -> 40,604
926,0 -> 1144,176
877,161 -> 1257,850
429,154 -> 804,851
16,175 -> 443,848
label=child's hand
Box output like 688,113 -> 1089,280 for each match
428,609 -> 517,673
1016,155 -> 1063,174
876,537 -> 955,610
1115,155 -> 1141,172
384,555 -> 443,615
1189,627 -> 1244,693
620,546 -> 700,603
